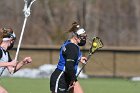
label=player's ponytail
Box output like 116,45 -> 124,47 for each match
68,22 -> 80,33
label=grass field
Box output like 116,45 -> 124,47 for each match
0,77 -> 140,93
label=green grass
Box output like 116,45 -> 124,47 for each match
0,77 -> 140,93
80,78 -> 140,93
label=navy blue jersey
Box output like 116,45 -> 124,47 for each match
57,40 -> 82,74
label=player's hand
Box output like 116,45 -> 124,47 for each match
80,57 -> 87,64
23,57 -> 32,64
68,81 -> 76,91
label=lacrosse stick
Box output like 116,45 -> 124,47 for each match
76,37 -> 103,78
67,37 -> 103,92
12,0 -> 36,74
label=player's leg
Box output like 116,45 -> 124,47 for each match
0,85 -> 8,93
57,72 -> 69,93
50,68 -> 68,93
73,81 -> 84,93
50,69 -> 59,93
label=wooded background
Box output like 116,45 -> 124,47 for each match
1,0 -> 140,47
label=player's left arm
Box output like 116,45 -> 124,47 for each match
64,44 -> 78,82
7,57 -> 32,73
14,57 -> 32,73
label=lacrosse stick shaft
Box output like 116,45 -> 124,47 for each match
76,53 -> 92,78
11,17 -> 27,74
15,17 -> 27,61
15,0 -> 36,61
67,54 -> 92,92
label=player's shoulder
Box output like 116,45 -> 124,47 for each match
66,43 -> 79,50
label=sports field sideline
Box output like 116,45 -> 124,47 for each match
0,77 -> 140,93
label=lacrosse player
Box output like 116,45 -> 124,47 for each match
50,22 -> 87,93
0,28 -> 32,93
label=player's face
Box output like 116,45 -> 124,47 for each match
77,33 -> 87,46
7,39 -> 15,50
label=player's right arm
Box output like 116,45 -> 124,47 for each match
63,43 -> 78,82
0,61 -> 17,67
